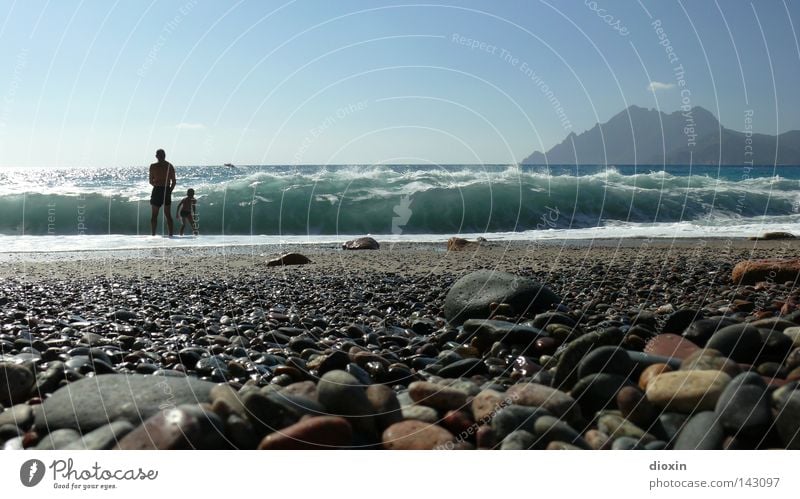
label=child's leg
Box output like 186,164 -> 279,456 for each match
179,217 -> 187,236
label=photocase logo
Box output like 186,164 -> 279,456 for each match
20,459 -> 45,487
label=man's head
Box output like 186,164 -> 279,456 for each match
187,188 -> 195,197
156,149 -> 166,160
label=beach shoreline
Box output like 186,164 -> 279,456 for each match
2,236 -> 799,279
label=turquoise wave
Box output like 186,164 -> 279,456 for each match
0,165 -> 798,235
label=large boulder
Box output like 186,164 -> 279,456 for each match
342,237 -> 380,250
444,270 -> 561,325
32,374 -> 215,432
732,258 -> 800,285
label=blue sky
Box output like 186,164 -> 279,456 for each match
0,0 -> 798,167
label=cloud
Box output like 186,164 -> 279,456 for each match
175,122 -> 206,130
647,81 -> 675,92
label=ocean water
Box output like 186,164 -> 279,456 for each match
0,164 -> 798,253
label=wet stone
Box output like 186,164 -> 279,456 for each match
646,370 -> 732,413
532,415 -> 590,449
366,384 -> 403,431
32,374 -> 215,432
0,363 -> 34,406
674,411 -> 725,450
402,405 -> 439,423
597,413 -> 656,445
258,416 -> 352,450
491,405 -> 552,440
506,383 -> 582,428
115,404 -> 225,450
577,346 -> 635,379
34,428 -> 80,450
571,373 -> 634,416
706,324 -> 763,363
382,420 -> 456,450
0,404 -> 33,430
63,421 -> 135,450
714,372 -> 771,436
500,430 -> 536,450
443,270 -> 561,325
409,381 -> 469,411
774,389 -> 800,449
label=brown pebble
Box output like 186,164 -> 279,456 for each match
258,416 -> 352,450
441,409 -> 474,438
382,420 -> 456,450
585,429 -> 612,450
638,363 -> 673,390
409,381 -> 469,411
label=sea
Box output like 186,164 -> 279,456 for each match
1,164 -> 798,255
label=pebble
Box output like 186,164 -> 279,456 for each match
585,429 -> 612,450
443,270 -> 561,325
471,389 -> 507,423
258,416 -> 352,449
782,327 -> 800,348
409,381 -> 469,411
317,370 -> 375,428
437,358 -> 488,378
644,334 -> 700,360
617,386 -> 658,429
500,430 -> 536,450
773,389 -> 800,449
505,383 -> 582,428
611,436 -> 647,450
0,363 -> 34,406
680,349 -> 742,378
115,405 -> 225,450
674,411 -> 725,450
597,413 -> 656,444
638,363 -> 673,390
706,324 -> 763,363
366,384 -> 403,430
33,374 -> 215,432
683,317 -> 738,346
577,346 -> 635,379
533,415 -> 590,449
571,373 -> 634,416
491,405 -> 551,440
646,370 -> 732,413
34,428 -> 81,450
401,405 -> 439,423
63,421 -> 135,450
382,420 -> 456,450
714,372 -> 771,436
0,403 -> 34,430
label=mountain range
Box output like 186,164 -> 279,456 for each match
522,105 -> 800,165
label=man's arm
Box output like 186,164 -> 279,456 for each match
168,163 -> 177,190
149,164 -> 157,186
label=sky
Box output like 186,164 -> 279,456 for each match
0,0 -> 798,167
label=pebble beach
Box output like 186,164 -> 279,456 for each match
2,238 -> 800,450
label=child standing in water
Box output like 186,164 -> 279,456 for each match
175,188 -> 198,236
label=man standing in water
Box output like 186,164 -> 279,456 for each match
149,149 -> 177,236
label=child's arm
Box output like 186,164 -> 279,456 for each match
175,198 -> 183,217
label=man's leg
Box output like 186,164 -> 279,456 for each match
165,210 -> 174,237
150,205 -> 159,236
